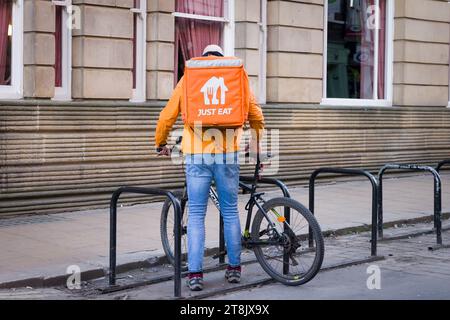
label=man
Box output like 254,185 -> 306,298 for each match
155,44 -> 265,291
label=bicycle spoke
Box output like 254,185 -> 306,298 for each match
163,200 -> 188,267
252,200 -> 324,284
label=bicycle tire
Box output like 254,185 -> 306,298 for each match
160,190 -> 188,270
251,197 -> 324,286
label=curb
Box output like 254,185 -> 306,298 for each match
1,212 -> 449,290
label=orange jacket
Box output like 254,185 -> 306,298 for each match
155,75 -> 265,154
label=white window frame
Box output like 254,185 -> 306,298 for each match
172,0 -> 235,56
321,0 -> 394,107
0,0 -> 23,100
130,0 -> 147,103
52,0 -> 72,101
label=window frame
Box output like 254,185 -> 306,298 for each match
321,0 -> 394,107
0,0 -> 23,100
52,0 -> 72,101
172,0 -> 235,57
130,0 -> 147,103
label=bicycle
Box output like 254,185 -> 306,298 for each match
160,138 -> 324,285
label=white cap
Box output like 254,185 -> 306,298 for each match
202,44 -> 224,56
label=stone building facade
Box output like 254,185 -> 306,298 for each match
11,0 -> 449,106
1,0 -> 450,215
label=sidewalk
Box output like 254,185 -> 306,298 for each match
0,173 -> 449,287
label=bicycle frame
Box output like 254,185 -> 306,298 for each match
175,145 -> 295,252
196,157 -> 291,249
165,141 -> 323,283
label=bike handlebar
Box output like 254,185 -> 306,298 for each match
171,135 -> 274,164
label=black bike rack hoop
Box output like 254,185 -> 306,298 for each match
109,186 -> 183,298
378,164 -> 442,246
437,160 -> 450,173
309,168 -> 379,257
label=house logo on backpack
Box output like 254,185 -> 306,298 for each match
200,77 -> 228,106
182,56 -> 250,128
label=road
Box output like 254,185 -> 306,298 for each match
210,262 -> 450,300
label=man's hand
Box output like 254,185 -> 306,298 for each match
157,145 -> 171,156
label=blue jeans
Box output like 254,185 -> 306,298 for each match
185,153 -> 241,273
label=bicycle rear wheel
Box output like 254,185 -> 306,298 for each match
160,190 -> 188,270
251,197 -> 324,286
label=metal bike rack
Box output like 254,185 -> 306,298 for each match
378,164 -> 443,247
309,168 -> 379,257
109,186 -> 183,298
217,176 -> 291,265
437,160 -> 450,172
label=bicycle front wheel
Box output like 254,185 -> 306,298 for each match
160,190 -> 188,270
251,197 -> 324,286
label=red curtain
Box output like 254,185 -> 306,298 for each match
132,0 -> 140,89
377,0 -> 386,99
174,0 -> 224,82
55,5 -> 63,87
0,0 -> 12,85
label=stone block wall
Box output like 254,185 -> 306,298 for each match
24,0 -> 56,98
267,0 -> 324,103
72,0 -> 134,99
146,0 -> 175,100
393,0 -> 450,106
235,0 -> 261,97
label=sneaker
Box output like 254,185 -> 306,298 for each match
186,273 -> 204,291
225,266 -> 241,283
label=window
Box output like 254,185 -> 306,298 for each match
0,0 -> 23,99
173,0 -> 235,82
52,0 -> 72,100
322,0 -> 393,106
130,0 -> 146,102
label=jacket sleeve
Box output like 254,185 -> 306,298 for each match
154,78 -> 183,147
248,93 -> 265,136
244,72 -> 265,140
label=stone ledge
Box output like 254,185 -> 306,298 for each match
1,100 -> 450,112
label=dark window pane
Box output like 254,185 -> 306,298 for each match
55,5 -> 63,87
327,0 -> 386,99
174,0 -> 224,81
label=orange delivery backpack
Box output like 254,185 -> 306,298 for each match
181,56 -> 249,128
